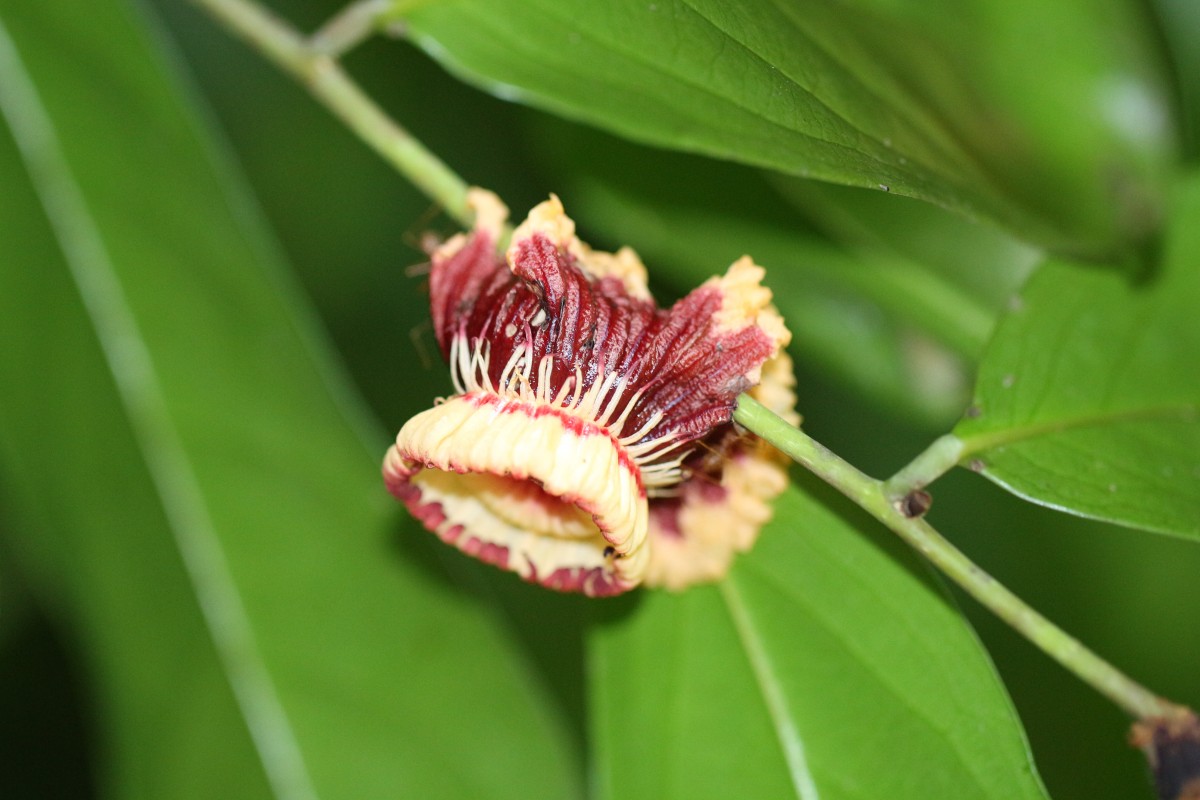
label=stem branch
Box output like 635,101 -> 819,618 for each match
311,0 -> 392,58
736,394 -> 1185,721
883,432 -> 965,498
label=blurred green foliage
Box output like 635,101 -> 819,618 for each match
1,0 -> 1198,798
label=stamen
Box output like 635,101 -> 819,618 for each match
578,371 -> 615,420
552,375 -> 576,407
595,373 -> 630,427
520,340 -> 534,389
475,340 -> 495,393
641,451 -> 689,479
572,375 -> 594,414
499,346 -> 526,392
510,367 -> 534,395
566,365 -> 585,409
628,432 -> 688,463
619,410 -> 666,448
608,384 -> 647,432
570,373 -> 594,413
642,471 -> 685,491
537,355 -> 554,402
449,335 -> 466,395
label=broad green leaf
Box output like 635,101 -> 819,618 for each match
954,172 -> 1200,539
0,49 -> 276,800
401,0 -> 1175,259
590,484 -> 1049,799
0,2 -> 579,798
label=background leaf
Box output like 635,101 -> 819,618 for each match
401,0 -> 1176,259
0,105 -> 276,799
1152,0 -> 1200,160
0,1 -> 580,797
954,171 -> 1200,538
590,482 -> 1050,800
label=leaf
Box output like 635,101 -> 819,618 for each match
768,178 -> 1041,311
589,483 -> 1050,799
0,1 -> 580,798
954,172 -> 1200,539
400,0 -> 1175,259
1152,0 -> 1200,159
0,45 -> 277,800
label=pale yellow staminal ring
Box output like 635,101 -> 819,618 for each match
383,392 -> 651,587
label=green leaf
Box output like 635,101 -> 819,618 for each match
954,172 -> 1200,539
401,0 -> 1175,259
589,484 -> 1049,799
0,39 -> 278,800
768,178 -> 1041,312
0,1 -> 579,798
1152,0 -> 1200,159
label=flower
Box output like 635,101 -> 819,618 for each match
383,190 -> 797,596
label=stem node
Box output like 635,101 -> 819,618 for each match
883,432 -> 965,499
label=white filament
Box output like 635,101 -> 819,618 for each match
447,334 -> 689,489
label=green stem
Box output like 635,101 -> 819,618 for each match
883,432 -> 964,498
310,0 -> 392,58
190,0 -> 473,228
735,394 -> 1184,722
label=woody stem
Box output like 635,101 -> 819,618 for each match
734,393 -> 1185,722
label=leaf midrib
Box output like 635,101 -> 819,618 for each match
959,402 -> 1200,457
718,578 -> 821,800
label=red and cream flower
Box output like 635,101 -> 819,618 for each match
383,190 -> 797,596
